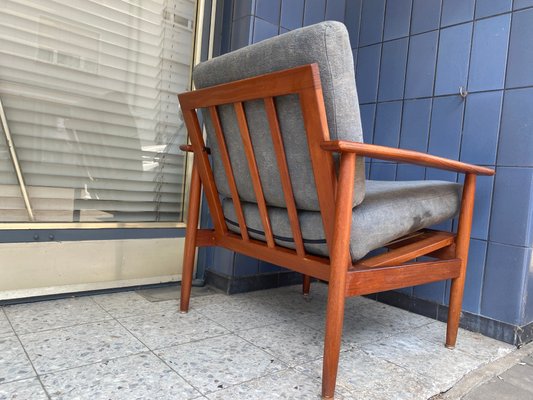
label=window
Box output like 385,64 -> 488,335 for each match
0,0 -> 197,223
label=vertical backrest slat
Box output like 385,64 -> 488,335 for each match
181,108 -> 228,235
299,86 -> 337,254
209,106 -> 250,241
264,97 -> 305,256
233,102 -> 276,248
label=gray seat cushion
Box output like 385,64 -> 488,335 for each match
193,21 -> 365,211
222,180 -> 462,261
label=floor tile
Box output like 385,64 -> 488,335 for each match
20,320 -> 146,374
353,300 -> 433,331
298,349 -> 438,400
119,309 -> 228,350
156,334 -> 286,394
498,362 -> 533,394
463,377 -> 532,400
136,285 -> 219,303
0,311 -> 14,338
415,321 -> 515,362
0,336 -> 35,384
206,368 -> 351,400
237,320 -> 332,367
91,292 -> 179,318
195,296 -> 292,332
41,352 -> 200,400
362,332 -> 482,391
0,378 -> 47,400
4,297 -> 111,335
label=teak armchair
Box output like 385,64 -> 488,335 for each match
177,22 -> 494,399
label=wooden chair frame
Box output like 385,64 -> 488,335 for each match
177,64 -> 494,399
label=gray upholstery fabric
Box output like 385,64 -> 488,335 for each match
222,180 -> 463,261
193,21 -> 365,211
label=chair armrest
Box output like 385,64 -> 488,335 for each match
321,140 -> 494,176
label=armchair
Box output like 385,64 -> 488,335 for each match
177,21 -> 494,399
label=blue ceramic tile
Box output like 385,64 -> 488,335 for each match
280,27 -> 289,34
378,38 -> 408,101
396,164 -> 426,180
355,44 -> 382,103
411,0 -> 442,34
384,0 -> 412,40
303,0 -> 326,25
461,239 -> 487,314
255,0 -> 281,24
281,0 -> 304,29
413,281 -> 446,304
352,48 -> 358,71
435,23 -> 473,96
498,87 -> 533,166
365,161 -> 371,179
258,261 -> 282,274
470,175 -> 495,240
231,16 -> 253,50
428,96 -> 464,159
325,0 -> 345,22
400,98 -> 432,152
525,250 -> 533,323
481,242 -> 529,324
404,31 -> 439,99
468,14 -> 511,92
460,91 -> 503,165
210,248 -> 235,276
441,0 -> 475,26
359,103 -> 376,144
253,17 -> 279,43
280,0 -> 304,30
489,167 -> 533,247
234,0 -> 255,19
369,162 -> 397,180
233,253 -> 260,276
506,8 -> 533,88
426,168 -> 457,183
345,0 -> 362,47
359,0 -> 386,46
373,101 -> 402,148
475,0 -> 512,18
514,0 -> 533,10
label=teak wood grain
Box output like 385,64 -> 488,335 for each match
178,64 -> 490,399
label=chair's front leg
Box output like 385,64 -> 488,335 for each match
180,159 -> 202,313
446,173 -> 476,348
322,153 -> 356,399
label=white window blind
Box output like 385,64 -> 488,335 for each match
0,0 -> 196,222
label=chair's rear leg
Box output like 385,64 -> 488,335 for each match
180,161 -> 202,313
446,174 -> 476,348
322,153 -> 355,399
302,275 -> 311,296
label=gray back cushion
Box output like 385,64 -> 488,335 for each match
193,21 -> 365,211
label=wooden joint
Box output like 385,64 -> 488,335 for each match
179,144 -> 211,154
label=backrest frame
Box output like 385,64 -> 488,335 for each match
178,64 -> 337,256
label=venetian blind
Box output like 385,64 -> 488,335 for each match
0,0 -> 196,222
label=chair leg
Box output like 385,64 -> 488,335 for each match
180,161 -> 202,313
321,153 -> 355,399
302,275 -> 311,296
446,174 -> 476,348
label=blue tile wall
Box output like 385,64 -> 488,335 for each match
384,0 -> 412,41
475,0 -> 512,18
468,14 -> 511,92
481,242 -> 530,324
411,0 -> 442,34
280,0 -> 304,30
404,30 -> 439,99
303,0 -> 326,26
489,167 -> 533,247
461,91 -> 503,165
441,0 -> 475,27
378,38 -> 408,101
498,87 -> 533,167
359,0 -> 386,46
506,8 -> 533,88
208,0 -> 533,328
435,23 -> 473,96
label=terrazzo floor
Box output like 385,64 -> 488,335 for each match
0,283 -> 515,399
